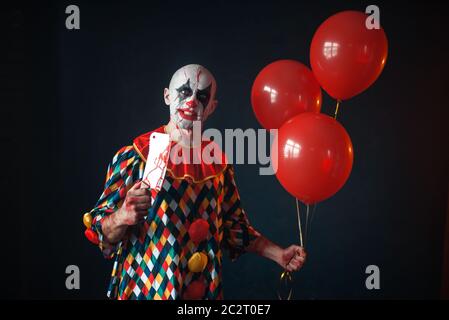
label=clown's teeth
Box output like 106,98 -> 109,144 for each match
184,111 -> 192,115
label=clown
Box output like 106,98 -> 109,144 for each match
83,64 -> 306,300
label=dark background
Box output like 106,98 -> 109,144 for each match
1,0 -> 448,299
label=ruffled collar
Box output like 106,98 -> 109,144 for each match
132,126 -> 228,183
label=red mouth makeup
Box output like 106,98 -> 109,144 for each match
178,109 -> 198,121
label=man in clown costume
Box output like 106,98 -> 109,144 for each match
83,64 -> 306,300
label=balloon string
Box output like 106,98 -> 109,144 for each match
296,198 -> 304,248
334,99 -> 342,119
278,198 -> 303,300
277,270 -> 293,300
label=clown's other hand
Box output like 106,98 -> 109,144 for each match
116,180 -> 151,226
279,245 -> 306,272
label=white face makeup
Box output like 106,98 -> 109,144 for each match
165,64 -> 217,130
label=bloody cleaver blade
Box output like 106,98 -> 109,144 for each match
142,132 -> 171,192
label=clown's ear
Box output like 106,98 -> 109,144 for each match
163,88 -> 170,105
204,100 -> 218,120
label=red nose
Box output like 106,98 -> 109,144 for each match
186,100 -> 198,108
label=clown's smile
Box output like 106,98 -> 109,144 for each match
177,107 -> 198,121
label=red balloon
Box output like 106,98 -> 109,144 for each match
188,219 -> 209,244
272,113 -> 353,204
310,11 -> 388,100
251,60 -> 322,129
84,229 -> 99,245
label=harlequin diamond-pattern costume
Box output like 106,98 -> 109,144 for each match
84,126 -> 261,300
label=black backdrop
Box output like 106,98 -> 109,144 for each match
2,0 -> 449,299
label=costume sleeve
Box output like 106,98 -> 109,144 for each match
85,145 -> 144,259
221,165 -> 261,261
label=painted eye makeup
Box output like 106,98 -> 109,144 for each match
176,80 -> 193,99
180,88 -> 193,97
197,85 -> 211,106
197,93 -> 208,101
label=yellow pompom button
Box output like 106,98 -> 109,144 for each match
188,252 -> 208,273
83,212 -> 93,229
